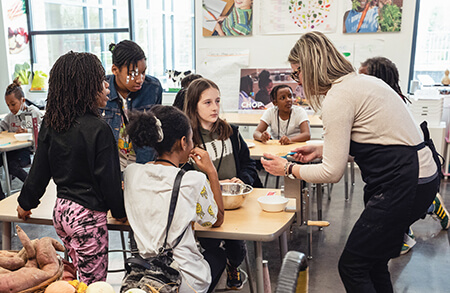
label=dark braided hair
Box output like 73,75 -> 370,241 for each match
127,105 -> 191,156
5,77 -> 24,100
270,84 -> 292,102
45,51 -> 104,132
109,40 -> 146,74
361,57 -> 411,104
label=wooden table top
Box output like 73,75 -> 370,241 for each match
221,112 -> 323,127
245,139 -> 306,158
1,181 -> 294,241
195,188 -> 295,241
0,132 -> 32,152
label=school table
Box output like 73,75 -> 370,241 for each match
0,132 -> 33,196
0,181 -> 294,293
245,139 -> 330,258
220,112 -> 323,128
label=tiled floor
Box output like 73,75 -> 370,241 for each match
3,168 -> 450,292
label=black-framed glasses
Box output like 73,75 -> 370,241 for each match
290,67 -> 301,82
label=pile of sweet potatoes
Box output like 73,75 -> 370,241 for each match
0,225 -> 65,293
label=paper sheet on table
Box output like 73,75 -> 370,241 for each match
198,49 -> 250,112
203,0 -> 226,31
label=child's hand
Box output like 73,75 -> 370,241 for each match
15,127 -> 27,134
279,136 -> 291,145
190,147 -> 215,174
229,177 -> 243,184
17,205 -> 32,220
217,16 -> 226,22
261,131 -> 271,143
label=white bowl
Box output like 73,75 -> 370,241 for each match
14,133 -> 32,141
257,196 -> 289,212
220,183 -> 253,210
306,140 -> 324,145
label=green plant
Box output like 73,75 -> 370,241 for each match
352,0 -> 361,11
13,62 -> 31,85
378,4 -> 402,32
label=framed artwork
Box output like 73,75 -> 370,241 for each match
343,0 -> 403,33
203,0 -> 253,37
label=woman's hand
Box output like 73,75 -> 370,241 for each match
261,131 -> 271,143
279,136 -> 291,145
17,205 -> 32,220
261,153 -> 288,176
190,147 -> 215,174
290,145 -> 323,163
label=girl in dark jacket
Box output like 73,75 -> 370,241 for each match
184,78 -> 262,290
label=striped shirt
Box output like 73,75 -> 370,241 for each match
222,7 -> 252,36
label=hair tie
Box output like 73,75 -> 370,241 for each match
155,117 -> 164,142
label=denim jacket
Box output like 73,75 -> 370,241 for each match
100,74 -> 163,163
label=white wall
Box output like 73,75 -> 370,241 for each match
0,4 -> 11,114
195,1 -> 416,94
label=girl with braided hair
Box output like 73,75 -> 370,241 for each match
0,77 -> 43,199
17,51 -> 126,284
101,40 -> 163,170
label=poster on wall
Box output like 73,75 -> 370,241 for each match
260,0 -> 338,35
239,68 -> 311,111
197,48 -> 250,112
202,0 -> 253,37
343,0 -> 403,33
3,0 -> 31,88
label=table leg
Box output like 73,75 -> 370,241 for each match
254,241 -> 264,293
344,163 -> 349,201
307,183 -> 313,259
2,152 -> 11,197
2,221 -> 11,250
279,231 -> 288,260
317,183 -> 323,222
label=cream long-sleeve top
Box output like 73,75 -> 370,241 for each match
124,163 -> 219,293
299,73 -> 436,183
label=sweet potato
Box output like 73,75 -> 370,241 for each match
0,237 -> 62,293
0,251 -> 18,257
17,239 -> 38,262
0,267 -> 11,274
0,256 -> 25,270
16,225 -> 35,259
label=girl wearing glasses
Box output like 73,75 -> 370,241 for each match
100,40 -> 163,170
261,32 -> 441,292
253,84 -> 310,145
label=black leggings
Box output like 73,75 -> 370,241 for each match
202,246 -> 226,293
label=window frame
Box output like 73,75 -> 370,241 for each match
24,0 -> 195,88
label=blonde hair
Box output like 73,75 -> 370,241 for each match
288,31 -> 354,111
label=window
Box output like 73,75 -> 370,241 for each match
27,0 -> 195,89
410,0 -> 450,86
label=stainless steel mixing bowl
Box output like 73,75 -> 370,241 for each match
220,183 -> 253,210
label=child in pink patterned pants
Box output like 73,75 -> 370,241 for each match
53,198 -> 109,283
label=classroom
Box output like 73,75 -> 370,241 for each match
0,0 -> 449,292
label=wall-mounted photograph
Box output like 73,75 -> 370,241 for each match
239,68 -> 310,110
203,0 -> 253,37
343,0 -> 403,33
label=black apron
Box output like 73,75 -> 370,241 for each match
345,122 -> 441,259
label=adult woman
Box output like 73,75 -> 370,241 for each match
123,106 -> 225,293
262,32 -> 440,292
17,51 -> 126,284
